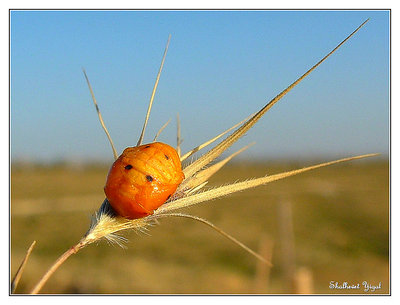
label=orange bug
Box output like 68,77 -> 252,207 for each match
104,142 -> 184,219
83,36 -> 184,220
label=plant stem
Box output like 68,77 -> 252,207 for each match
30,241 -> 86,294
11,240 -> 36,293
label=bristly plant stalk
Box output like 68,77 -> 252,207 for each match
17,19 -> 374,295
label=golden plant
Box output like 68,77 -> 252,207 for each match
11,18 -> 376,294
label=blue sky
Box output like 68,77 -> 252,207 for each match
10,10 -> 389,163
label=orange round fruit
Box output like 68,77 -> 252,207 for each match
104,142 -> 184,219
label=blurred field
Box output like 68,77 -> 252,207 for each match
10,158 -> 389,294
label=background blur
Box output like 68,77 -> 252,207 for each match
11,10 -> 389,162
10,10 -> 389,294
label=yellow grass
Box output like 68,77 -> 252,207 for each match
10,160 -> 389,294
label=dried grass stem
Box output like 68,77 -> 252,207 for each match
30,240 -> 87,294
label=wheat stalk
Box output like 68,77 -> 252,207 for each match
22,19 -> 374,294
11,241 -> 36,293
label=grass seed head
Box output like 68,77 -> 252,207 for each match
83,18 -> 373,253
27,19 -> 375,295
